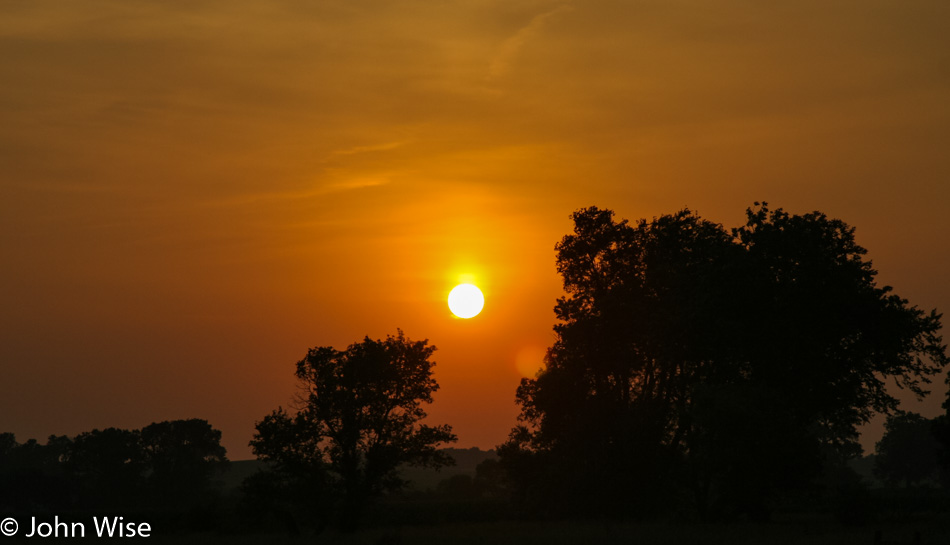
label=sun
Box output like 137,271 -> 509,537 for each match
448,283 -> 484,319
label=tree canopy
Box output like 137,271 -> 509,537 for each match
139,419 -> 229,507
0,420 -> 228,515
500,203 -> 947,519
874,411 -> 941,487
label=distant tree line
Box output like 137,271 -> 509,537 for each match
0,419 -> 228,521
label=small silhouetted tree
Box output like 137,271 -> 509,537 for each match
436,474 -> 476,500
0,433 -> 17,461
140,419 -> 229,508
250,330 -> 457,532
68,428 -> 146,509
473,458 -> 508,499
874,412 -> 940,487
932,375 -> 950,486
0,434 -> 74,512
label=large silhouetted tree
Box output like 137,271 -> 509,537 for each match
251,330 -> 457,532
500,204 -> 947,519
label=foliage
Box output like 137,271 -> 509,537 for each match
0,433 -> 74,512
69,427 -> 147,508
0,420 -> 228,514
874,412 -> 940,487
250,330 -> 457,532
140,419 -> 229,507
501,203 -> 948,519
473,458 -> 508,499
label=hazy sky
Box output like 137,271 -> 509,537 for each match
2,0 -> 948,458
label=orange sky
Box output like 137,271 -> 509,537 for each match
2,1 -> 949,459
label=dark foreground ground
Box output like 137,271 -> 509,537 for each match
145,518 -> 950,545
162,452 -> 947,544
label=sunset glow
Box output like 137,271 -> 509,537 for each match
1,1 -> 948,461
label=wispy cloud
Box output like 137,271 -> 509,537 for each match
325,176 -> 391,192
204,175 -> 392,209
331,140 -> 410,156
488,4 -> 573,81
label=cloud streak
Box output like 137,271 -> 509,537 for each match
331,141 -> 410,156
487,4 -> 573,81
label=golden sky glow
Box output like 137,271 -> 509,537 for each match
2,1 -> 948,457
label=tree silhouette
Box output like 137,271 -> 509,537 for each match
874,412 -> 940,487
0,434 -> 74,512
0,420 -> 228,519
501,204 -> 948,518
251,330 -> 457,532
140,419 -> 229,507
68,427 -> 146,509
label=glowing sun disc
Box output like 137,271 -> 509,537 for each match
448,284 -> 484,319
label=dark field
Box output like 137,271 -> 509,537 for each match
201,451 -> 948,544
149,518 -> 950,545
